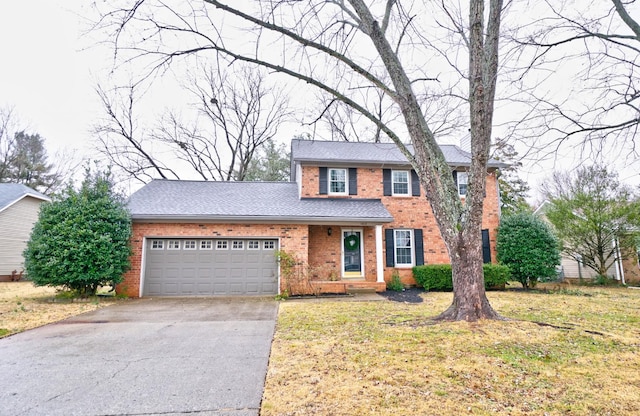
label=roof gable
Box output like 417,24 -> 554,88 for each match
0,183 -> 50,213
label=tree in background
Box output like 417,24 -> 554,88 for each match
243,139 -> 290,182
0,107 -> 66,194
543,165 -> 640,279
98,0 -> 506,321
512,0 -> 640,162
492,137 -> 531,216
24,166 -> 132,296
95,64 -> 291,183
497,212 -> 560,289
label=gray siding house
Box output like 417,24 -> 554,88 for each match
0,184 -> 50,281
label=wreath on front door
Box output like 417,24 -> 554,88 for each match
344,234 -> 360,251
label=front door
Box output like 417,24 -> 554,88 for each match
342,229 -> 363,278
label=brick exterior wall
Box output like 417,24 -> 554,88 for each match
307,225 -> 377,281
125,164 -> 503,296
299,165 -> 501,286
121,222 -> 309,297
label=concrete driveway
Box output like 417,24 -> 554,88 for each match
0,298 -> 278,416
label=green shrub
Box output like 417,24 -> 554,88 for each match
24,167 -> 132,296
483,264 -> 511,289
496,212 -> 561,289
387,271 -> 405,291
412,264 -> 510,291
413,264 -> 453,291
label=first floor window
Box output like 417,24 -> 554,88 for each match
232,240 -> 244,250
263,240 -> 276,250
248,240 -> 260,250
394,229 -> 413,266
386,228 -> 424,267
184,240 -> 197,250
168,240 -> 181,250
151,240 -> 164,250
216,240 -> 228,250
200,240 -> 213,250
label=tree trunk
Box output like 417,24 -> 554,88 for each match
436,230 -> 502,321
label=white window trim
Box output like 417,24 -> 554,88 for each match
457,171 -> 468,196
167,240 -> 181,250
328,168 -> 348,195
216,240 -> 228,250
232,240 -> 244,250
151,240 -> 164,250
394,229 -> 414,268
248,240 -> 260,250
184,240 -> 197,250
391,170 -> 411,196
200,240 -> 213,250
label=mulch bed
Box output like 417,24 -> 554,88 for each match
379,287 -> 425,303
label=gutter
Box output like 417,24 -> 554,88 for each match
130,214 -> 394,225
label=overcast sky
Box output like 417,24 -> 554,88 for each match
1,1 -> 638,201
0,1 -> 101,159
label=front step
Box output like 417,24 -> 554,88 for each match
346,286 -> 377,294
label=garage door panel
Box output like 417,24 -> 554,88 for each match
143,238 -> 278,296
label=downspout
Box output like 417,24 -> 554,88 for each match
614,237 -> 626,285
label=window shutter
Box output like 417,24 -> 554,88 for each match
349,168 -> 357,195
414,229 -> 424,266
385,229 -> 394,267
481,229 -> 491,264
452,170 -> 458,189
411,170 -> 420,196
319,167 -> 328,195
383,169 -> 392,196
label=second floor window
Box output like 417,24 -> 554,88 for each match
457,172 -> 468,196
392,170 -> 410,196
329,168 -> 347,194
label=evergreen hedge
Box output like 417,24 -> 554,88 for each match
412,264 -> 511,291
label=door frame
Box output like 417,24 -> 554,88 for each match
341,228 -> 364,279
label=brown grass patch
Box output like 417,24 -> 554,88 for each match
262,285 -> 640,415
0,281 -> 116,337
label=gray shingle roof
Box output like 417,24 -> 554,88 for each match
128,180 -> 393,223
290,139 -> 506,168
0,183 -> 50,212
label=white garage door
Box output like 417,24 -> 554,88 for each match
143,238 -> 279,296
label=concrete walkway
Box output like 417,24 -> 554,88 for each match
0,298 -> 278,416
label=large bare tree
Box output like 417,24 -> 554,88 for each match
509,0 -> 640,161
95,63 -> 290,182
96,0 -> 506,321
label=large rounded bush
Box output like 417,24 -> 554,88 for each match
496,213 -> 560,288
24,169 -> 132,295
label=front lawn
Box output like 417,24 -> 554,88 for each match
262,285 -> 640,415
0,282 -> 116,338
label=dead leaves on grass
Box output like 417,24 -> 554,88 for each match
0,282 -> 115,337
262,287 -> 640,415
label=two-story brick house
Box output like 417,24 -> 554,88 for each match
122,139 -> 505,297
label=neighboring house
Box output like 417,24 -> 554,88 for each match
0,184 -> 50,281
534,201 -> 640,285
122,139 -> 506,297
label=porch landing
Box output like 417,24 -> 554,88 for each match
310,280 -> 386,294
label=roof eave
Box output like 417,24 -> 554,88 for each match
0,193 -> 51,214
131,214 -> 394,225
